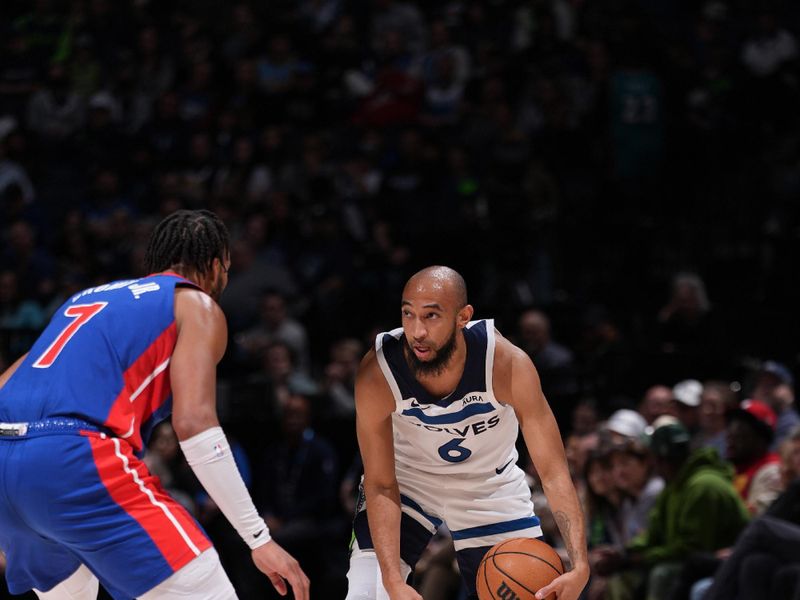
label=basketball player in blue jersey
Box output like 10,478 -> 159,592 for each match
0,210 -> 309,600
346,266 -> 589,600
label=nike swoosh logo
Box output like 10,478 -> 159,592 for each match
495,459 -> 514,474
253,529 -> 265,539
409,400 -> 431,410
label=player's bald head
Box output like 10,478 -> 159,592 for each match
404,266 -> 468,309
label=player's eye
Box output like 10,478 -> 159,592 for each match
426,312 -> 439,319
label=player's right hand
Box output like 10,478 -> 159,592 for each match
252,540 -> 310,600
384,581 -> 423,600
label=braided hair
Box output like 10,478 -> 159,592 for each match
144,210 -> 230,276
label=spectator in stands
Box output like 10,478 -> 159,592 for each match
596,423 -> 749,600
516,308 -> 578,426
585,446 -> 625,600
699,426 -> 800,600
258,392 -> 338,595
751,360 -> 799,450
0,270 -> 45,333
694,380 -> 737,456
727,399 -> 784,515
638,385 -> 674,425
608,439 -> 664,544
605,408 -> 648,444
235,290 -> 310,373
322,337 -> 363,418
26,63 -> 84,142
672,379 -> 703,437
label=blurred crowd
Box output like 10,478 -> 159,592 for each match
2,0 -> 800,598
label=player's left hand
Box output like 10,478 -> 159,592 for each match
534,565 -> 589,600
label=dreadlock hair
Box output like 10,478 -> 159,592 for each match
144,210 -> 230,276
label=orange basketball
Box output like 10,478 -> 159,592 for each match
476,537 -> 564,600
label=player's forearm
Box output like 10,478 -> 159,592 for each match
364,481 -> 405,587
542,472 -> 589,573
180,427 -> 269,549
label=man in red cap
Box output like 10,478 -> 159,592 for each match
727,399 -> 784,515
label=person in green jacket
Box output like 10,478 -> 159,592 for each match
594,422 -> 750,600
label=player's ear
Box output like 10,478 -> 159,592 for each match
457,304 -> 474,327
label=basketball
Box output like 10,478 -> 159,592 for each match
476,537 -> 564,600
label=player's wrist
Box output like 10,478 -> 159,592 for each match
243,517 -> 271,550
381,574 -> 407,590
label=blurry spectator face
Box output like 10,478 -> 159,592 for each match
140,26 -> 158,55
0,271 -> 18,303
586,458 -> 614,499
234,137 -> 254,164
753,373 -> 794,412
430,21 -> 449,48
610,449 -> 650,496
566,433 -> 598,478
565,435 -> 584,477
235,60 -> 257,87
329,339 -> 363,378
518,310 -> 550,352
639,385 -> 673,424
780,436 -> 800,486
265,343 -> 293,379
283,394 -> 311,437
672,403 -> 699,430
151,423 -> 179,461
572,402 -> 598,437
700,387 -> 728,433
261,293 -> 287,328
9,221 -> 35,254
190,133 -> 212,162
726,420 -> 764,465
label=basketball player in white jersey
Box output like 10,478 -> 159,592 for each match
346,266 -> 588,600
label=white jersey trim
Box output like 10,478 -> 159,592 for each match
375,328 -> 404,413
482,319 -> 495,395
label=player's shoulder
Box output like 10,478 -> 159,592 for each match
174,286 -> 225,327
355,348 -> 396,415
492,328 -> 533,372
356,348 -> 383,385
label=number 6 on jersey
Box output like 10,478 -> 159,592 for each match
33,302 -> 108,368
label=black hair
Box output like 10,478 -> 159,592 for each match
144,210 -> 230,275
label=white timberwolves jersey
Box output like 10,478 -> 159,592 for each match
375,319 -> 520,476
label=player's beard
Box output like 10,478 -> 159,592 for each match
404,328 -> 459,378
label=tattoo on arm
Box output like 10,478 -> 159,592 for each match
554,510 -> 581,567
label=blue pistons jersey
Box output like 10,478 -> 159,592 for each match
0,272 -> 214,598
0,273 -> 197,453
376,319 -> 521,476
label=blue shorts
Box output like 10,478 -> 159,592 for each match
0,419 -> 211,598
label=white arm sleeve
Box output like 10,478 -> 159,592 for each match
179,426 -> 270,549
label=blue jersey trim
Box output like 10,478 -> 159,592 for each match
383,320 -> 489,406
400,494 -> 442,528
401,402 -> 496,424
450,516 -> 541,540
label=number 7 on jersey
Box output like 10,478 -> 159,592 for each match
33,302 -> 108,368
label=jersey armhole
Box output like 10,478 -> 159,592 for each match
485,319 -> 496,394
375,332 -> 404,414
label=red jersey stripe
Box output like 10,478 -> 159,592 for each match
87,434 -> 211,570
105,323 -> 178,450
